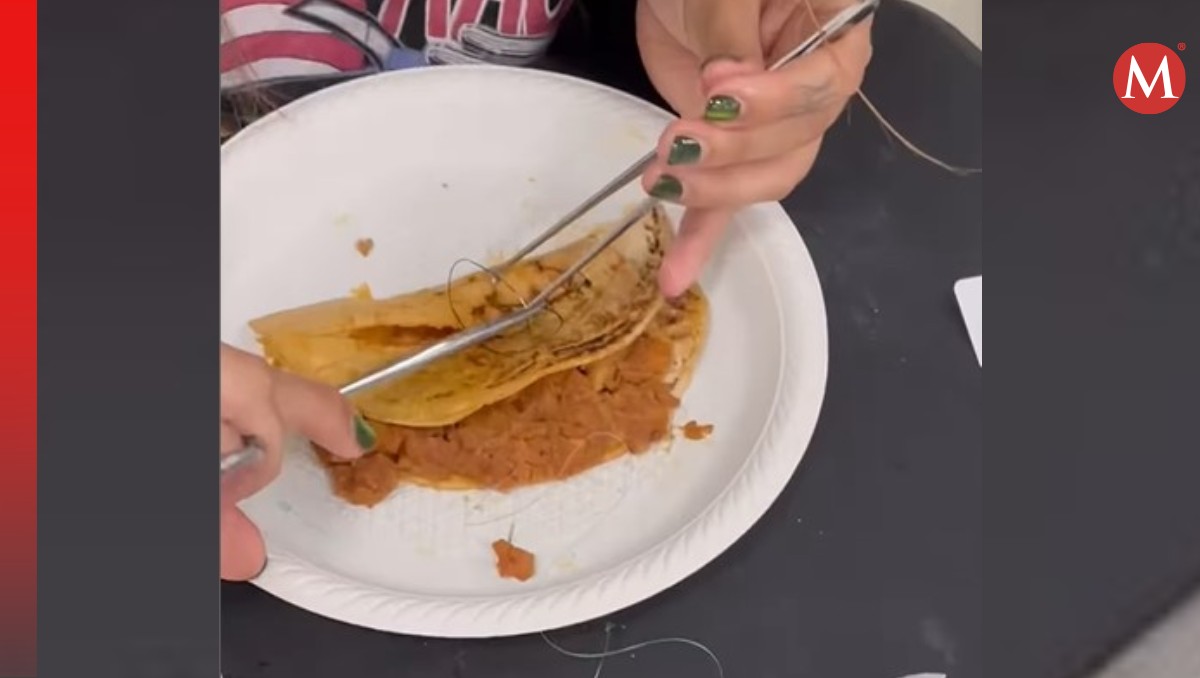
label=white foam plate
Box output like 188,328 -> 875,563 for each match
220,65 -> 828,638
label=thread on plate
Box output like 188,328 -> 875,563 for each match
466,436 -> 654,541
462,489 -> 551,528
542,623 -> 725,678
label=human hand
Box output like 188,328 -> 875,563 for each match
636,0 -> 873,297
219,344 -> 373,580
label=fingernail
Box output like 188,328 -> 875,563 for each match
353,414 -> 377,452
704,95 -> 741,122
649,175 -> 683,202
667,136 -> 702,166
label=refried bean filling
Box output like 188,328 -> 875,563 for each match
320,334 -> 678,506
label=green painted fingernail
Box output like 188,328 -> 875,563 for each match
354,414 -> 377,451
667,136 -> 702,166
649,175 -> 683,202
704,95 -> 741,122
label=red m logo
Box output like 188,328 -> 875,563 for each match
1114,43 -> 1187,114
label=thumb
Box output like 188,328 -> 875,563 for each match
221,505 -> 266,581
684,0 -> 765,83
271,371 -> 372,460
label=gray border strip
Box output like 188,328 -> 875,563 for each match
984,1 -> 1200,676
39,0 -> 219,675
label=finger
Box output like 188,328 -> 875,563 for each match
220,420 -> 272,506
770,9 -> 875,81
636,0 -> 708,115
683,0 -> 765,70
220,421 -> 243,455
645,140 -> 822,209
221,346 -> 286,452
220,345 -> 286,486
685,0 -> 768,122
220,504 -> 266,581
220,422 -> 278,508
699,20 -> 872,128
658,115 -> 823,170
659,207 -> 733,299
700,54 -> 842,128
271,370 -> 371,460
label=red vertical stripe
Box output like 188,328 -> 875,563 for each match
449,0 -> 487,40
498,0 -> 522,34
379,0 -> 413,36
0,0 -> 38,674
427,0 -> 449,40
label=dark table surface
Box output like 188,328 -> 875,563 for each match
984,3 -> 1200,678
222,2 -> 985,676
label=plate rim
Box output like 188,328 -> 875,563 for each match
224,64 -> 829,638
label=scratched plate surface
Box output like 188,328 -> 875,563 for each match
220,66 -> 828,637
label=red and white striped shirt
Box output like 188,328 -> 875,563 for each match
221,0 -> 574,93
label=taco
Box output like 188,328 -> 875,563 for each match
251,206 -> 709,505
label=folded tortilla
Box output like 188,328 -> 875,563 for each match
251,206 -> 674,427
